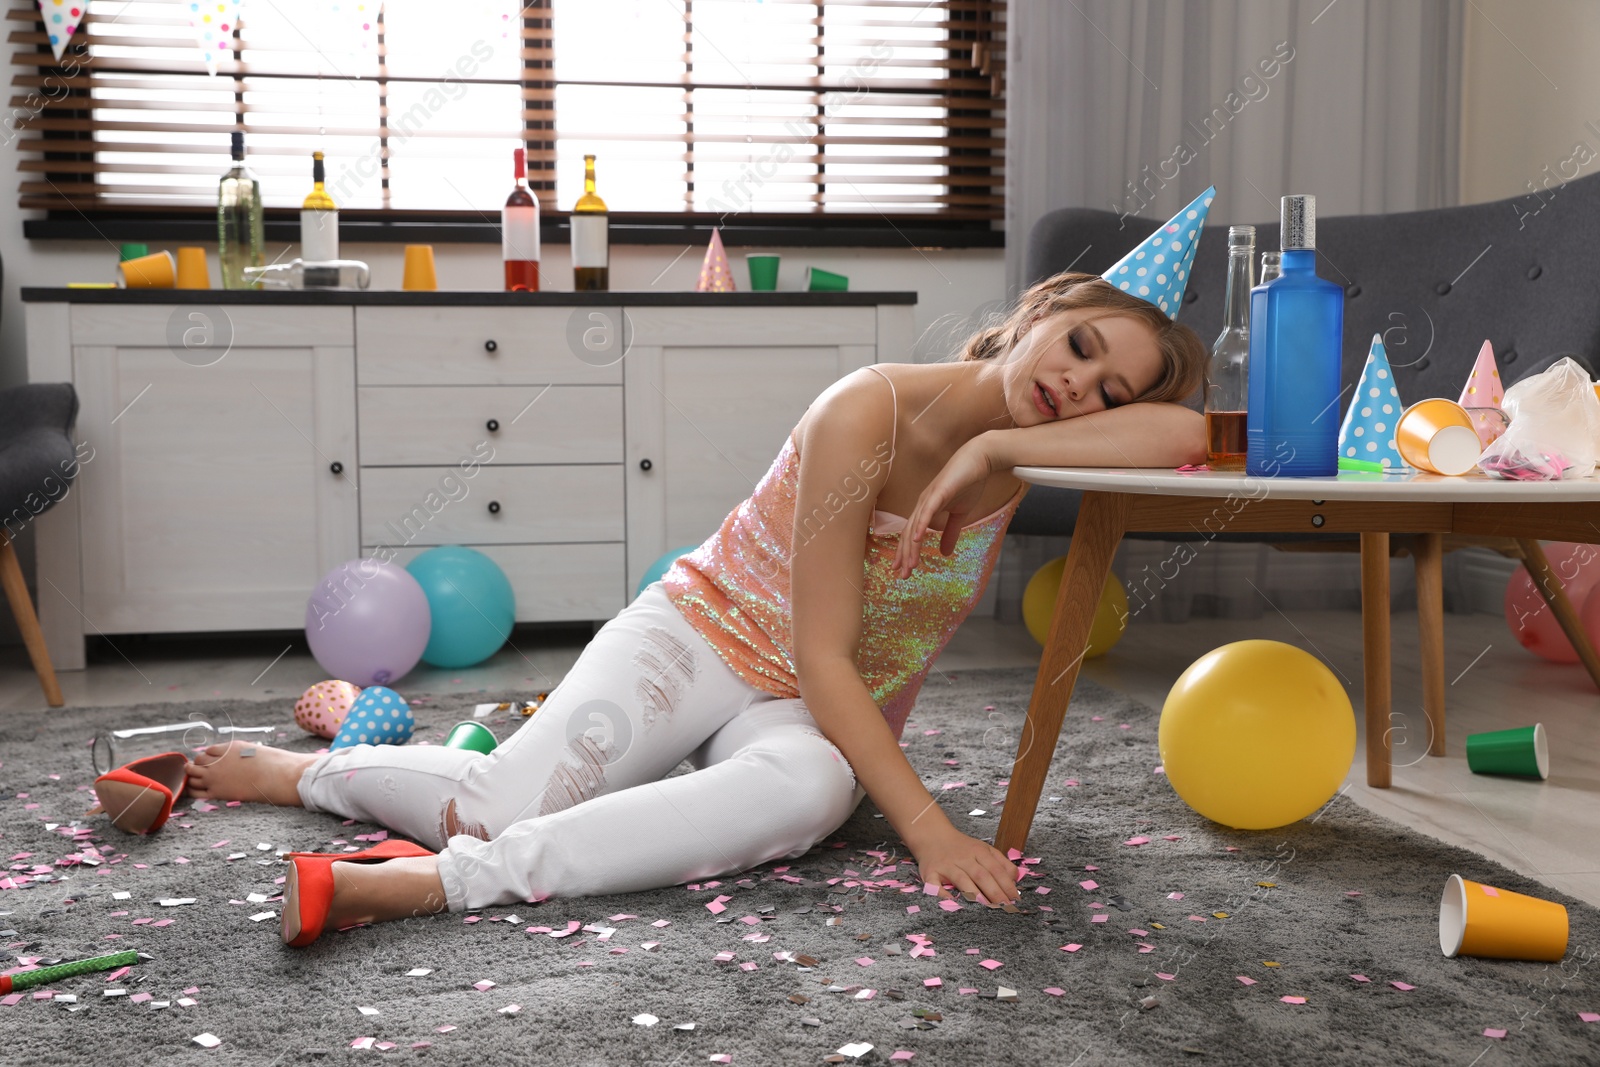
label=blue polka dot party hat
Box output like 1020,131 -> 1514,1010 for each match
1338,333 -> 1406,468
329,686 -> 415,750
1100,186 -> 1216,318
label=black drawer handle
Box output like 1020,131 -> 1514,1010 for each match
484,339 -> 498,353
329,461 -> 344,475
486,418 -> 500,433
639,458 -> 653,472
488,500 -> 501,515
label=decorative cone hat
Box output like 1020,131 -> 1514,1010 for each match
38,0 -> 88,62
1457,339 -> 1508,447
1339,333 -> 1406,468
1101,186 -> 1216,318
696,228 -> 736,293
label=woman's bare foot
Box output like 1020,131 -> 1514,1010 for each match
283,855 -> 449,944
184,742 -> 319,807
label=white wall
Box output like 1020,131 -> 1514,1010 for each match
1459,0 -> 1600,204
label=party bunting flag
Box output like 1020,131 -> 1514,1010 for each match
1338,333 -> 1406,468
1457,339 -> 1508,447
36,0 -> 85,62
1100,186 -> 1215,319
189,0 -> 241,75
696,228 -> 736,293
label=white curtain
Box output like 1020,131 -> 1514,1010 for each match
993,0 -> 1468,623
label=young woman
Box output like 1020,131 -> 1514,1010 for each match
183,266 -> 1208,947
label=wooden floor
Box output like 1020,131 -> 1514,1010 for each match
4,605 -> 1596,908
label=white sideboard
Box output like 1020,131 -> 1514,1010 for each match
24,291 -> 915,670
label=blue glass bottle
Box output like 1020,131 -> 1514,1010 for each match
1245,195 -> 1343,476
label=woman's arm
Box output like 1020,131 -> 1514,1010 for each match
989,401 -> 1207,470
792,372 -> 1022,906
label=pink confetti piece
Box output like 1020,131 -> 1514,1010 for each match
1034,887 -> 1051,895
923,729 -> 941,736
183,987 -> 200,996
1156,973 -> 1176,981
128,992 -> 151,1003
1091,716 -> 1104,722
1138,944 -> 1155,954
1481,885 -> 1500,897
1186,915 -> 1208,923
710,1056 -> 732,1064
941,782 -> 966,791
1061,944 -> 1082,953
856,957 -> 874,966
980,959 -> 1003,971
739,962 -> 757,972
1154,766 -> 1165,775
1091,914 -> 1109,924
1123,837 -> 1150,847
705,901 -> 727,914
1236,976 -> 1257,986
891,1052 -> 916,1061
1119,723 -> 1131,730
938,899 -> 961,912
1128,929 -> 1148,937
375,1042 -> 398,1051
435,1025 -> 457,1033
104,966 -> 130,983
958,987 -> 978,996
1351,975 -> 1370,983
1079,880 -> 1099,891
738,916 -> 761,926
1167,892 -> 1184,900
1345,890 -> 1363,897
473,980 -> 496,991
713,951 -> 735,962
905,905 -> 921,914
924,977 -> 942,987
1162,835 -> 1181,841
1281,996 -> 1306,1005
1579,1013 -> 1600,1023
1484,1028 -> 1506,1039
1063,778 -> 1080,787
1390,982 -> 1415,991
965,948 -> 981,955
652,919 -> 671,928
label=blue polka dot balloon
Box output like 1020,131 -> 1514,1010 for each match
329,686 -> 414,750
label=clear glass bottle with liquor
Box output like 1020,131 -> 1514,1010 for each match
572,153 -> 609,291
217,130 -> 264,289
1205,225 -> 1254,470
503,147 -> 540,291
1259,250 -> 1282,284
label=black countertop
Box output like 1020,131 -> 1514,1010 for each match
22,288 -> 917,306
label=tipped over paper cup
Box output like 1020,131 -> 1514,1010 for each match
1440,873 -> 1568,961
1396,399 -> 1482,476
444,720 -> 498,755
1466,723 -> 1548,779
118,250 -> 176,289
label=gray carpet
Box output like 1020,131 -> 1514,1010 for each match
2,668 -> 1598,1066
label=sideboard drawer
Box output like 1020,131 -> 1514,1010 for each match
358,385 -> 622,466
377,542 -> 625,622
357,307 -> 622,386
359,465 -> 623,546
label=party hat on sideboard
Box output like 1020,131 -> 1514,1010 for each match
1339,333 -> 1406,468
1101,186 -> 1216,318
696,228 -> 737,293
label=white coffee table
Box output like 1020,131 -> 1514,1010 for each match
993,464 -> 1600,856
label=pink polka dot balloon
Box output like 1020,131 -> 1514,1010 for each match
294,679 -> 362,739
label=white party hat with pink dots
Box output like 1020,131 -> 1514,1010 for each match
1101,186 -> 1216,318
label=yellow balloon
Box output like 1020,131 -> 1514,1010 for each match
1159,640 -> 1356,830
1022,556 -> 1128,658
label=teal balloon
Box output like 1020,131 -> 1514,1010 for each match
405,546 -> 515,668
638,544 -> 701,598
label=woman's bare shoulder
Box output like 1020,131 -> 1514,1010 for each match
793,366 -> 898,455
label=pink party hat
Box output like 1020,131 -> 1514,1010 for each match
1457,340 -> 1508,448
696,228 -> 736,293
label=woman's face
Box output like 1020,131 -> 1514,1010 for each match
1003,310 -> 1165,425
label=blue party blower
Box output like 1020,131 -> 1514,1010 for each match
1246,194 -> 1345,477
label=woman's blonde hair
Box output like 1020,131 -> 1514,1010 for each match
959,270 -> 1208,404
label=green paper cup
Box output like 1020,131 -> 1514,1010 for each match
806,266 -> 849,292
746,253 -> 780,291
119,242 -> 149,262
444,720 -> 498,755
1465,723 -> 1548,779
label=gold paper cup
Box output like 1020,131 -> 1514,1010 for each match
1440,873 -> 1568,961
118,250 -> 176,289
175,247 -> 210,290
1396,399 -> 1481,476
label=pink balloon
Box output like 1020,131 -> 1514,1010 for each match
304,558 -> 432,686
1504,541 -> 1600,663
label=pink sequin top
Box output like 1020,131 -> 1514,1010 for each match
661,366 -> 1028,742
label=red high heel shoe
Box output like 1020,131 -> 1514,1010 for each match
281,839 -> 437,947
88,752 -> 189,835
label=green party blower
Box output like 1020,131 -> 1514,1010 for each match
1465,723 -> 1548,780
0,949 -> 140,994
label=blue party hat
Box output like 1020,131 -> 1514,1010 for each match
1101,186 -> 1216,318
1338,334 -> 1406,468
329,685 -> 415,750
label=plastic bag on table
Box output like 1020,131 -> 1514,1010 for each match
1477,357 -> 1600,480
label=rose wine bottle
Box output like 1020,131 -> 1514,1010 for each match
572,153 -> 609,291
502,147 -> 540,291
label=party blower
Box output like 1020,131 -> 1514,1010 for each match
1440,874 -> 1569,962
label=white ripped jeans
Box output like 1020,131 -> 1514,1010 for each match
294,582 -> 868,911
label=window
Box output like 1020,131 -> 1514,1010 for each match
10,0 -> 1005,224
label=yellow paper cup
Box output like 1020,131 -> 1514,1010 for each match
1396,398 -> 1481,476
118,250 -> 176,289
1439,873 -> 1569,961
175,246 -> 210,290
402,244 -> 437,291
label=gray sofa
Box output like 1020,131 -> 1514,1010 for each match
1010,172 -> 1600,541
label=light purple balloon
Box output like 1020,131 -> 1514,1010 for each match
304,558 -> 432,686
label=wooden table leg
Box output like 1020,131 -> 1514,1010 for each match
994,491 -> 1129,858
0,531 -> 65,708
1361,532 -> 1392,788
1517,538 -> 1600,691
1413,533 -> 1446,756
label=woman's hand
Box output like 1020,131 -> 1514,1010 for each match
892,432 -> 1004,578
910,824 -> 1022,906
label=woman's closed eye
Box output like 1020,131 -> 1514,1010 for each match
1069,328 -> 1117,409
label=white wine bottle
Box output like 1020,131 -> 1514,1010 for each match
300,151 -> 339,263
217,130 -> 264,290
572,153 -> 608,291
